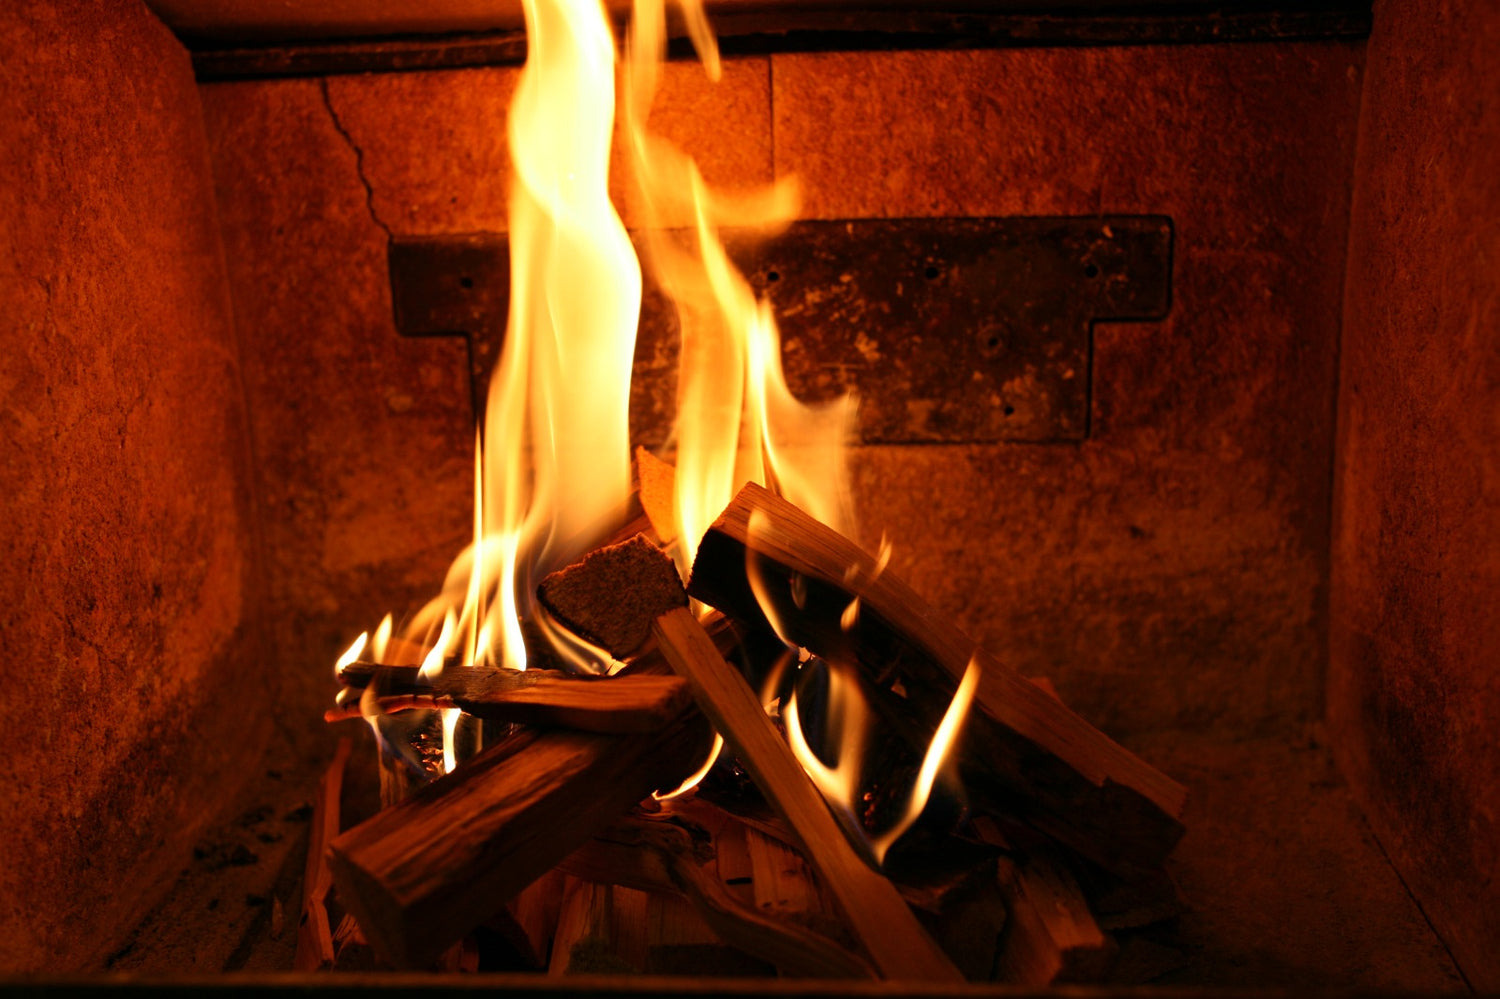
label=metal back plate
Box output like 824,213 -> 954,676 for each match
389,216 -> 1172,444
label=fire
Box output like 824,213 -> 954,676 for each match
335,0 -> 973,835
619,0 -> 856,576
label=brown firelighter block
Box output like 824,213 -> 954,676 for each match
686,483 -> 1187,875
327,711 -> 710,969
542,535 -> 963,982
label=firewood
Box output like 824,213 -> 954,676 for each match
294,738 -> 352,971
557,813 -> 871,978
549,878 -> 628,975
745,825 -> 818,920
327,666 -> 691,735
687,483 -> 1187,876
327,710 -> 710,969
993,847 -> 1117,984
549,876 -> 618,966
918,863 -> 1008,982
537,536 -> 964,982
491,869 -> 566,969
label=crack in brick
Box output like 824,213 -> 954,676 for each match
319,79 -> 394,241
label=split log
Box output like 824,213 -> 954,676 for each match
328,665 -> 691,735
917,861 -> 1008,982
328,709 -> 710,969
687,483 -> 1187,875
548,878 -> 625,975
538,535 -> 963,983
490,869 -> 566,969
294,738 -> 351,971
745,825 -> 818,921
993,848 -> 1117,984
973,816 -> 1116,984
558,813 -> 870,978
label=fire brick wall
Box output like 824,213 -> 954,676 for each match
1329,0 -> 1500,989
0,0 -> 267,971
200,40 -> 1361,744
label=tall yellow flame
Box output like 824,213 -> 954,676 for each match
357,0 -> 644,771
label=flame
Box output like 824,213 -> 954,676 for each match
335,0 -> 647,771
334,0 -> 870,793
782,655 -> 979,866
370,613 -> 393,663
334,632 -> 367,679
621,0 -> 855,576
747,513 -> 975,864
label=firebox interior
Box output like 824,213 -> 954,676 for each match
1,0 -> 1494,990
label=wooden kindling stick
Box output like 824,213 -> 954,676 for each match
327,706 -> 711,968
294,737 -> 352,971
686,482 -> 1188,877
328,665 -> 692,735
539,536 -> 964,982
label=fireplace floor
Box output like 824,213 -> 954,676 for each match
101,726 -> 1465,989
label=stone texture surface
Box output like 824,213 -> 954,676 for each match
322,57 -> 772,235
1328,0 -> 1500,988
201,78 -> 474,749
1117,730 -> 1464,988
0,0 -> 265,971
775,45 -> 1363,735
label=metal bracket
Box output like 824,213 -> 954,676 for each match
389,216 -> 1172,443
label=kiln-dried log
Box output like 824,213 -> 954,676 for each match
635,445 -> 679,544
331,663 -> 691,735
558,814 -> 871,979
538,536 -> 964,982
687,483 -> 1187,875
294,738 -> 352,972
994,848 -> 1117,984
327,711 -> 710,969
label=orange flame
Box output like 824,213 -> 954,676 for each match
621,0 -> 855,577
334,0 -> 930,808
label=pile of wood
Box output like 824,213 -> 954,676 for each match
301,470 -> 1188,983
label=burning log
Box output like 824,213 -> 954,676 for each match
971,815 -> 1117,983
328,664 -> 691,735
538,535 -> 964,982
327,710 -> 710,969
687,483 -> 1187,876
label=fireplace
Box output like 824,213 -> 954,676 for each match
1,0 -> 1495,990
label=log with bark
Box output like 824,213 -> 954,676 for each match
327,707 -> 711,968
538,534 -> 964,983
686,482 -> 1187,876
